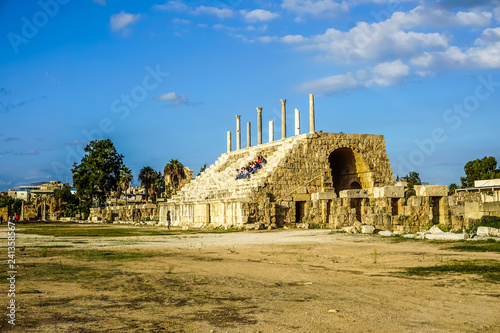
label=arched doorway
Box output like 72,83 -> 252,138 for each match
329,148 -> 362,195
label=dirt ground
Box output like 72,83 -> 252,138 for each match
1,227 -> 500,332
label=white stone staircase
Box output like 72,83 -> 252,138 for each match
169,135 -> 307,203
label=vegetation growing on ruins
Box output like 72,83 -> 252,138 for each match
402,171 -> 422,205
466,217 -> 500,234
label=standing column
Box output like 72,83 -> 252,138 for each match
309,93 -> 315,133
42,197 -> 46,220
280,99 -> 287,139
257,107 -> 263,145
236,115 -> 241,150
247,122 -> 251,148
227,131 -> 232,153
295,108 -> 300,136
269,120 -> 274,142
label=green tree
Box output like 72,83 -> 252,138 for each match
72,139 -> 124,208
164,183 -> 173,199
460,156 -> 500,187
151,171 -> 165,203
448,183 -> 458,195
402,171 -> 421,185
0,196 -> 15,208
164,159 -> 186,194
198,163 -> 208,176
54,185 -> 79,217
138,166 -> 156,201
402,171 -> 422,205
119,167 -> 133,205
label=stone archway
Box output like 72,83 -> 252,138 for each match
329,148 -> 363,195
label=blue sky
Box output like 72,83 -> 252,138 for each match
0,0 -> 499,191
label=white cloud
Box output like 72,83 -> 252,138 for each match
155,92 -> 193,107
92,0 -> 106,5
494,6 -> 500,22
301,19 -> 448,63
479,27 -> 500,42
259,36 -> 279,43
153,1 -> 188,12
172,18 -> 190,25
154,1 -> 234,18
241,9 -> 279,22
281,34 -> 307,43
390,6 -> 492,28
368,59 -> 410,86
110,11 -> 140,30
193,6 -> 235,18
410,27 -> 500,69
281,0 -> 349,17
297,59 -> 410,94
261,5 -> 497,65
297,72 -> 360,94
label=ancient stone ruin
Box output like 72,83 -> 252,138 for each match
159,94 -> 500,232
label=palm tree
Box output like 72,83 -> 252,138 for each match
138,166 -> 156,201
120,167 -> 133,205
164,159 -> 186,194
151,171 -> 165,203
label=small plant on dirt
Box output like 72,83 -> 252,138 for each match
41,247 -> 48,257
371,249 -> 378,263
331,257 -> 339,264
167,265 -> 176,274
19,246 -> 25,251
424,222 -> 434,230
436,224 -> 451,232
58,259 -> 63,270
191,271 -> 197,283
297,256 -> 305,262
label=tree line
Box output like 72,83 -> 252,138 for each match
398,155 -> 500,195
70,139 -> 202,218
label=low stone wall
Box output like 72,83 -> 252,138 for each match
89,204 -> 158,222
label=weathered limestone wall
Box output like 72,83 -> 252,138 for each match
89,204 -> 158,222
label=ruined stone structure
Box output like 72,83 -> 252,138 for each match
159,94 -> 395,229
158,94 -> 500,231
160,131 -> 394,229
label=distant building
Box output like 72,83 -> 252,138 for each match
10,180 -> 69,201
456,179 -> 500,202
